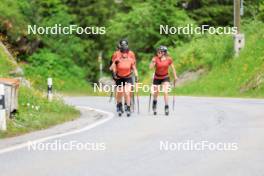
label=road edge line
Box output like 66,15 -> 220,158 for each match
0,106 -> 114,155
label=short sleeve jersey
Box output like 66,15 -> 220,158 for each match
154,56 -> 173,79
112,50 -> 136,64
115,53 -> 135,78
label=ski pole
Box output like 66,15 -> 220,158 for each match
132,91 -> 135,113
173,79 -> 176,111
136,86 -> 139,114
109,91 -> 113,102
132,76 -> 136,113
135,76 -> 139,114
148,73 -> 154,113
109,80 -> 114,103
148,92 -> 152,113
110,72 -> 117,103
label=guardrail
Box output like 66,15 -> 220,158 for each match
0,78 -> 20,131
0,84 -> 6,131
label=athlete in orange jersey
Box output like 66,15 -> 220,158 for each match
112,50 -> 136,64
110,39 -> 138,117
149,46 -> 178,115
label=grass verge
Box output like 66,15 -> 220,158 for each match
0,87 -> 80,138
0,44 -> 80,138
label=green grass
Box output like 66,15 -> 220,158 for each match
0,87 -> 80,138
0,45 -> 16,76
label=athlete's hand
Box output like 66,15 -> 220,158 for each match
173,79 -> 177,87
135,76 -> 139,83
113,72 -> 118,80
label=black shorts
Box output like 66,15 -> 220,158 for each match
116,77 -> 133,86
153,77 -> 170,85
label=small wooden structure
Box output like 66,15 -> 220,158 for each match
0,78 -> 20,118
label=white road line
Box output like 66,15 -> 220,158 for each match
0,106 -> 114,155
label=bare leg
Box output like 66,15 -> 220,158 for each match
116,85 -> 124,116
124,84 -> 132,116
152,85 -> 159,115
153,85 -> 159,101
124,84 -> 132,106
162,82 -> 170,115
162,82 -> 170,105
116,86 -> 123,104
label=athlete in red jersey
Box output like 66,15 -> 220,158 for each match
149,45 -> 178,115
110,39 -> 138,117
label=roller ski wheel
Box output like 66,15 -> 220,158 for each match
117,103 -> 123,117
165,105 -> 169,116
152,100 -> 157,116
126,106 -> 131,117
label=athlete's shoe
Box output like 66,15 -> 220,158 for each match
126,106 -> 131,117
152,100 -> 157,115
117,103 -> 123,116
165,105 -> 169,116
124,103 -> 128,112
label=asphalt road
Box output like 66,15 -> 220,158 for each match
0,96 -> 264,176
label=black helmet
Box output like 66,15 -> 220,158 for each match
158,45 -> 168,53
119,39 -> 129,52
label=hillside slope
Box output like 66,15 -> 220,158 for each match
171,21 -> 264,98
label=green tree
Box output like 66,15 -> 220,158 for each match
178,0 -> 233,26
105,0 -> 193,58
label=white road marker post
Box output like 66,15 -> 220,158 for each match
234,0 -> 245,56
98,51 -> 103,79
0,84 -> 7,131
47,78 -> 53,101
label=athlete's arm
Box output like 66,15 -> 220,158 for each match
149,57 -> 156,69
110,51 -> 118,71
170,64 -> 178,81
131,52 -> 136,64
132,64 -> 139,82
110,60 -> 117,73
109,60 -> 113,71
109,62 -> 114,71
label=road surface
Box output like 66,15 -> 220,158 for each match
0,96 -> 264,176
